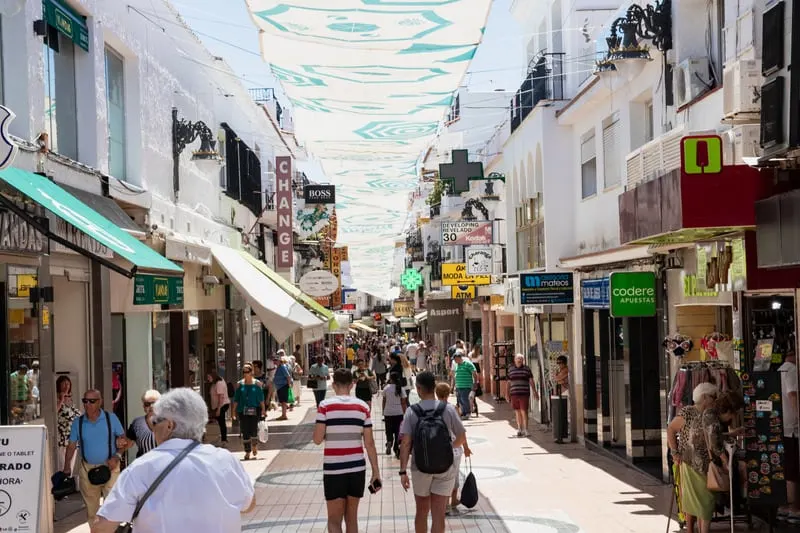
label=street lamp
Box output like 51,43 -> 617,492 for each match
172,107 -> 221,196
598,0 -> 672,81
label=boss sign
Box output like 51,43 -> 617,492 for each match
276,156 -> 293,269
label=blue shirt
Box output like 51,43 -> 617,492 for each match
273,364 -> 291,388
69,411 -> 125,465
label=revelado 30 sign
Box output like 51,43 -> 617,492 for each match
440,221 -> 492,245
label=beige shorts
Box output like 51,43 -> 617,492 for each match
411,464 -> 457,497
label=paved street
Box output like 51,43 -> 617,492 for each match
55,391 -> 769,533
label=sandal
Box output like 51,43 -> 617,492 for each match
243,453 -> 251,461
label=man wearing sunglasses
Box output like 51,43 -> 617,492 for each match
62,389 -> 126,524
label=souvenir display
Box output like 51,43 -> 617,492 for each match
742,372 -> 787,505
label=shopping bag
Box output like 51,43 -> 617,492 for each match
460,457 -> 479,508
257,420 -> 269,443
287,387 -> 295,404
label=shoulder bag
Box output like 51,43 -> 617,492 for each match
307,365 -> 318,389
704,417 -> 730,492
79,411 -> 113,486
115,440 -> 200,533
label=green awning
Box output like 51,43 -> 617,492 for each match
240,251 -> 337,329
43,0 -> 89,52
0,167 -> 182,277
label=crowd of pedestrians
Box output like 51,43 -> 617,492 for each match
50,333 -> 542,533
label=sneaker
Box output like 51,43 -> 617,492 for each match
445,504 -> 452,516
385,442 -> 392,455
515,429 -> 523,438
243,452 -> 251,461
521,430 -> 529,437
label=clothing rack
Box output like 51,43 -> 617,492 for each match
668,361 -> 742,421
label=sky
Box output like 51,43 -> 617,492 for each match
170,0 -> 526,99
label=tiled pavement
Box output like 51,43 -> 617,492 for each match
54,389 -> 783,532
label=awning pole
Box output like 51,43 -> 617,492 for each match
0,194 -> 136,279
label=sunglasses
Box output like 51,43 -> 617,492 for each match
243,369 -> 252,374
143,401 -> 155,408
82,398 -> 99,404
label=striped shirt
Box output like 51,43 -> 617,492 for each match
316,396 -> 372,475
507,365 -> 534,397
454,360 -> 476,389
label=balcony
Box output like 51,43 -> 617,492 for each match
509,52 -> 565,134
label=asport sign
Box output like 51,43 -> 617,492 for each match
519,273 -> 574,305
609,272 -> 657,317
275,156 -> 293,269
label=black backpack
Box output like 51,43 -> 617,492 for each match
411,402 -> 454,474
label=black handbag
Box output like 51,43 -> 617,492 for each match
115,441 -> 200,533
79,411 -> 113,486
460,457 -> 479,509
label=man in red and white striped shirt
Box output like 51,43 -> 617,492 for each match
314,368 -> 381,533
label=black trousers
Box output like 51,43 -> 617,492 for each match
217,404 -> 229,442
385,415 -> 403,455
376,372 -> 387,389
240,414 -> 259,453
313,389 -> 327,407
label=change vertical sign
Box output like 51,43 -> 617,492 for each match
609,271 -> 657,317
276,156 -> 293,269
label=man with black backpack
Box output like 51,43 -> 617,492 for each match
398,371 -> 466,533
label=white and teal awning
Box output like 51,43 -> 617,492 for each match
246,0 -> 491,296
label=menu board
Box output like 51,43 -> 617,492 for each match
742,371 -> 788,505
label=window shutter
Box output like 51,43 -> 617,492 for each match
603,117 -> 621,187
581,133 -> 595,163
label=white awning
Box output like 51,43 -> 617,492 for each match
166,233 -> 212,266
414,311 -> 428,322
385,315 -> 400,324
559,245 -> 652,269
211,246 -> 325,342
352,321 -> 378,334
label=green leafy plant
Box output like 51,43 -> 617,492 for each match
426,179 -> 446,206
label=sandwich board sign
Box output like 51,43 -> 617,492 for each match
0,425 -> 47,533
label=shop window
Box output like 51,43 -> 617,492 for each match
43,26 -> 78,160
644,100 -> 654,143
152,312 -> 171,393
602,112 -> 621,188
580,130 -> 597,199
104,47 -> 126,180
6,266 -> 41,425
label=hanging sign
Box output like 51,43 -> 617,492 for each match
451,284 -> 476,299
609,271 -> 656,317
303,185 -> 336,204
275,156 -> 293,269
401,268 -> 423,291
490,294 -> 504,311
465,246 -> 493,275
441,221 -> 492,245
520,272 -> 574,305
681,135 -> 723,175
581,278 -> 609,309
299,270 -> 338,297
0,425 -> 46,533
393,299 -> 415,318
441,263 -> 490,286
0,105 -> 18,170
133,274 -> 184,306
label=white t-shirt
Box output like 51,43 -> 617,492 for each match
780,361 -> 799,437
382,384 -> 407,417
406,343 -> 419,360
99,439 -> 253,533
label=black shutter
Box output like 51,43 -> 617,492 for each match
762,2 -> 785,76
760,77 -> 784,148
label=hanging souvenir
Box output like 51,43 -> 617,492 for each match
664,334 -> 693,358
700,332 -> 731,360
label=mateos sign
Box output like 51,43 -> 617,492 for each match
519,272 -> 574,305
609,271 -> 656,317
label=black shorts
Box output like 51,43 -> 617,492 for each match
785,436 -> 799,482
276,385 -> 289,403
355,387 -> 372,403
323,471 -> 366,501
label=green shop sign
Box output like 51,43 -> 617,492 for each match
43,0 -> 90,52
610,272 -> 656,317
133,275 -> 184,306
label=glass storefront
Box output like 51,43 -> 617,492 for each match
5,265 -> 42,425
152,312 -> 171,392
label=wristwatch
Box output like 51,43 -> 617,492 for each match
399,470 -> 407,476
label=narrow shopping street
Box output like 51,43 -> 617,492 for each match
55,391 -> 695,533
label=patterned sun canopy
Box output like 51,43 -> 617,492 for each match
246,0 -> 492,297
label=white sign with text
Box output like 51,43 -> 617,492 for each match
0,425 -> 46,533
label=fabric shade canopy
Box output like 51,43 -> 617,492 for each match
351,321 -> 378,334
211,246 -> 325,342
246,0 -> 492,297
414,310 -> 428,322
0,166 -> 182,277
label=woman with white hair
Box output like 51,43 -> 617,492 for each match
91,388 -> 255,533
666,382 -> 719,533
119,390 -> 161,460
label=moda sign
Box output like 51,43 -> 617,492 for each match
609,272 -> 656,317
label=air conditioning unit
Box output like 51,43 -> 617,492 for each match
723,125 -> 762,164
675,57 -> 713,107
723,59 -> 762,118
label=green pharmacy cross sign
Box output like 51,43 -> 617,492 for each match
133,274 -> 184,306
401,268 -> 423,291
